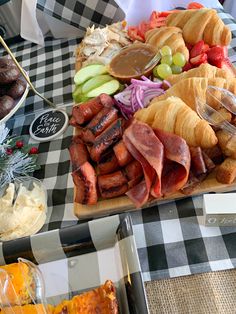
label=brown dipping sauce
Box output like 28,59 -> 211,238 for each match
108,43 -> 156,79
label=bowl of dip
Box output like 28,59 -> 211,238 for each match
108,43 -> 158,82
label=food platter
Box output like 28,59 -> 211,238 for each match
70,5 -> 236,219
0,215 -> 149,313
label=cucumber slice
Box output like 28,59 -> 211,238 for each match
81,74 -> 113,94
74,64 -> 107,85
86,80 -> 120,98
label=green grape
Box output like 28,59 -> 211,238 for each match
171,65 -> 182,74
161,55 -> 173,66
156,64 -> 172,79
160,45 -> 172,56
172,52 -> 186,67
153,66 -> 159,78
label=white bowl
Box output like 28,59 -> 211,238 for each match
0,75 -> 30,124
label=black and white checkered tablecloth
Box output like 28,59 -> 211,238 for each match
1,7 -> 236,282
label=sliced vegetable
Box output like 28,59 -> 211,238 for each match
74,64 -> 107,85
114,76 -> 167,119
86,79 -> 120,98
81,74 -> 113,94
72,85 -> 90,103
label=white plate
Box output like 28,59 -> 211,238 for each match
0,76 -> 29,124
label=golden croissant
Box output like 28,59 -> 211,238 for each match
166,63 -> 234,85
145,27 -> 189,61
134,96 -> 217,148
166,8 -> 231,46
157,77 -> 236,111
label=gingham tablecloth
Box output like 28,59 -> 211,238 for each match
1,7 -> 236,282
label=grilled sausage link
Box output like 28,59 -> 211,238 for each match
90,118 -> 124,162
82,106 -> 118,144
98,170 -> 128,199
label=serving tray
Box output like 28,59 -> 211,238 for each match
74,170 -> 236,219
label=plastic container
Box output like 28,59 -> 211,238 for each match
0,258 -> 51,313
0,176 -> 47,242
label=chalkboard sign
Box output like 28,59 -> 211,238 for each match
29,109 -> 69,142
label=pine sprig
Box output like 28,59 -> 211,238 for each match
0,125 -> 40,188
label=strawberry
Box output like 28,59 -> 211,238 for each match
207,46 -> 225,66
223,46 -> 228,58
190,53 -> 208,66
190,40 -> 205,58
183,62 -> 193,71
202,44 -> 209,53
215,57 -> 235,76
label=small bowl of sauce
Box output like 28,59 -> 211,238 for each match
108,43 -> 158,82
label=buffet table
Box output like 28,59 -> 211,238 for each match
1,4 -> 236,313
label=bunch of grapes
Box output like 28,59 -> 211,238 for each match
153,46 -> 186,79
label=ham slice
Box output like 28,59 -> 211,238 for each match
123,120 -> 164,207
123,136 -> 155,207
154,128 -> 191,196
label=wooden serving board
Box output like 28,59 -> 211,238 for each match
74,170 -> 236,219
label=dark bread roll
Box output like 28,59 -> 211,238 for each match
0,95 -> 15,119
0,56 -> 20,85
7,79 -> 27,99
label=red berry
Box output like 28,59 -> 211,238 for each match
190,40 -> 205,58
207,46 -> 225,66
16,140 -> 24,149
183,62 -> 193,71
6,148 -> 13,155
29,147 -> 38,154
190,53 -> 208,66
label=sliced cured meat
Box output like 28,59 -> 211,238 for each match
82,106 -> 118,144
126,179 -> 150,207
124,120 -> 164,198
72,161 -> 97,205
98,170 -> 128,199
90,118 -> 124,162
202,151 -> 215,172
72,97 -> 103,125
97,150 -> 119,174
154,128 -> 191,195
190,147 -> 207,176
113,140 -> 133,167
69,137 -> 89,171
123,135 -> 155,207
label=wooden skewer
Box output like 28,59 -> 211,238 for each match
0,36 -> 56,108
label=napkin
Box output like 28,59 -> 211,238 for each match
20,0 -> 222,46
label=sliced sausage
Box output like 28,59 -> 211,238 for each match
90,118 -> 124,162
72,97 -> 103,125
72,161 -> 97,205
97,150 -> 119,174
98,170 -> 128,199
82,106 -> 118,144
113,140 -> 133,167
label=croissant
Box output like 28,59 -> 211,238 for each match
166,8 -> 232,46
166,63 -> 234,85
145,27 -> 189,61
157,77 -> 236,111
1,305 -> 54,314
134,96 -> 217,148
